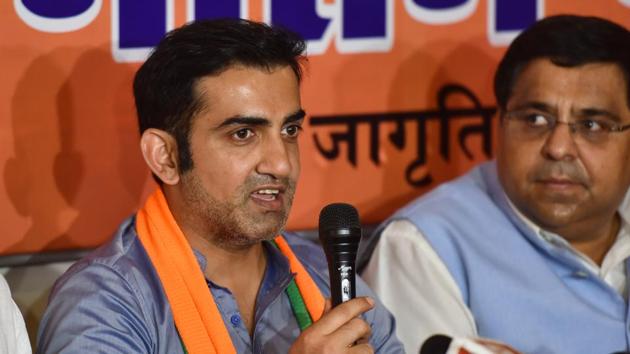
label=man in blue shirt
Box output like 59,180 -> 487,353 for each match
37,19 -> 402,354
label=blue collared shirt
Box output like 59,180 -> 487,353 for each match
37,216 -> 403,353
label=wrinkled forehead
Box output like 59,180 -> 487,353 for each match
506,59 -> 630,112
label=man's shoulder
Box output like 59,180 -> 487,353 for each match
37,215 -> 173,353
357,161 -> 504,271
394,161 -> 499,218
52,215 -> 156,297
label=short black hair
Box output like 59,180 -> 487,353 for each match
133,19 -> 306,173
494,15 -> 630,110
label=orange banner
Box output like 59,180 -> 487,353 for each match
2,1 -> 629,255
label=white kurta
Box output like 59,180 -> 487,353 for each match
0,274 -> 30,354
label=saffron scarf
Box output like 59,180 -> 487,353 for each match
135,188 -> 325,354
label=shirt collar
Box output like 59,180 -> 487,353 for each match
505,192 -> 630,274
190,240 -> 293,289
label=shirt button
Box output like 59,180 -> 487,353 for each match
230,314 -> 241,326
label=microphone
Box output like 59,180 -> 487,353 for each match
318,203 -> 362,307
420,334 -> 453,354
420,334 -> 521,354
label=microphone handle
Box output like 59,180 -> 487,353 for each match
328,258 -> 356,307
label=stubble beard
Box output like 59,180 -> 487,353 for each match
181,171 -> 296,250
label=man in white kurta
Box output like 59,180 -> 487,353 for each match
360,14 -> 630,354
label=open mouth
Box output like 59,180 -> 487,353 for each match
251,189 -> 280,201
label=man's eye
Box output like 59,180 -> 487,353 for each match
282,124 -> 303,138
524,114 -> 549,127
577,119 -> 607,132
233,128 -> 254,140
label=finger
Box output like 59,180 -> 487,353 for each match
355,334 -> 370,345
327,317 -> 372,347
323,298 -> 332,315
312,297 -> 374,335
348,343 -> 374,354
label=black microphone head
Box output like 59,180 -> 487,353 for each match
318,203 -> 360,233
420,334 -> 452,354
318,203 -> 362,251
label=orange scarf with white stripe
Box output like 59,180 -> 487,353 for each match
135,188 -> 325,354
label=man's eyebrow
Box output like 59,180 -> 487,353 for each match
509,101 -> 622,121
284,109 -> 306,124
216,109 -> 306,128
510,101 -> 553,112
577,107 -> 621,122
217,116 -> 270,128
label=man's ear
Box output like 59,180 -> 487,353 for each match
140,128 -> 180,185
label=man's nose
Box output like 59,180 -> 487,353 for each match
256,135 -> 293,178
541,120 -> 579,161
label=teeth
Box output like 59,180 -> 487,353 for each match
256,189 -> 279,195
